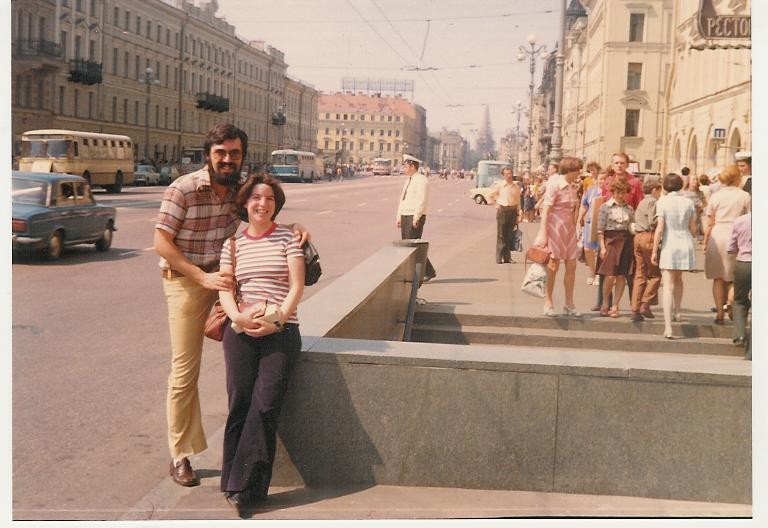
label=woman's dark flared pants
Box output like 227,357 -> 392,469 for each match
220,324 -> 301,497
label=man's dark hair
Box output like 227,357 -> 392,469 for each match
663,173 -> 683,193
204,123 -> 248,159
681,166 -> 690,176
502,166 -> 514,175
235,173 -> 286,221
643,177 -> 661,194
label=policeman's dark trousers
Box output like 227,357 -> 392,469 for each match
496,206 -> 518,263
400,214 -> 436,278
220,324 -> 301,497
732,260 -> 751,342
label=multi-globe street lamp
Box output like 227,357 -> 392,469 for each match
517,35 -> 547,173
514,101 -> 523,174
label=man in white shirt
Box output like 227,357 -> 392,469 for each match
396,154 -> 436,281
488,166 -> 521,263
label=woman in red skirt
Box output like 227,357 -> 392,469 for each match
596,178 -> 635,317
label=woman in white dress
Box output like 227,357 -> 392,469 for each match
652,173 -> 696,339
703,165 -> 751,324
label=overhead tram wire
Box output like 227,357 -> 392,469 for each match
245,9 -> 557,24
343,0 -> 450,106
369,0 -> 453,105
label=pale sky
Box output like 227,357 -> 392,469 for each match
215,0 -> 561,146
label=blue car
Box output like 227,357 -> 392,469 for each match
12,171 -> 117,260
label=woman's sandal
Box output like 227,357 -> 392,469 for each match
609,306 -> 620,318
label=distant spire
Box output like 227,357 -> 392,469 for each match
477,105 -> 496,159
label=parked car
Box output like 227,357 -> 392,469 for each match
12,171 -> 117,260
134,164 -> 160,185
159,165 -> 180,185
468,186 -> 494,205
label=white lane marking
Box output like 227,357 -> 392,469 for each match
317,210 -> 333,215
357,202 -> 367,207
293,198 -> 308,203
437,209 -> 444,213
117,246 -> 154,256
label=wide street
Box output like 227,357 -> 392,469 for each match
11,173 -> 495,519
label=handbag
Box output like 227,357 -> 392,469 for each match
526,245 -> 551,265
204,238 -> 240,341
510,227 -> 523,252
521,262 -> 547,298
303,241 -> 322,286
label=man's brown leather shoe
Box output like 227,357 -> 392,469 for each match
170,458 -> 200,487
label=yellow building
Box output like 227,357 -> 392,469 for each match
317,92 -> 426,166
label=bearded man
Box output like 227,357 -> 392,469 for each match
154,123 -> 307,487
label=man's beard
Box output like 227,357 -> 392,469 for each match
208,160 -> 242,185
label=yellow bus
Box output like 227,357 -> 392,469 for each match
18,129 -> 135,193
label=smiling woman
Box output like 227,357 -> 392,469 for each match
216,172 -> 305,515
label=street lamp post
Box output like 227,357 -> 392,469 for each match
548,0 -> 567,165
139,67 -> 160,162
514,101 -> 523,174
272,105 -> 287,149
518,35 -> 547,173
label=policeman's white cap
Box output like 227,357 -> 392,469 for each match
735,151 -> 751,161
403,154 -> 422,165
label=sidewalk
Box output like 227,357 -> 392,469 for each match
420,220 -> 720,323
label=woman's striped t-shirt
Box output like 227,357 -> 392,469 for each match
220,223 -> 304,324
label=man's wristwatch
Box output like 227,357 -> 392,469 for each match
274,320 -> 284,332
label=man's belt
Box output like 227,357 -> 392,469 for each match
161,261 -> 219,279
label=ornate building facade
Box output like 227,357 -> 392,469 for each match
665,0 -> 751,174
316,92 -> 426,166
11,0 -> 318,166
557,0 -> 750,174
560,0 -> 673,171
438,128 -> 468,171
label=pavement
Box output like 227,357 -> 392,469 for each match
113,218 -> 751,523
420,218 -> 723,323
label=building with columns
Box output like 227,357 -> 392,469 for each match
555,0 -> 750,174
11,0 -> 317,167
316,92 -> 427,166
664,0 -> 751,175
438,128 -> 468,171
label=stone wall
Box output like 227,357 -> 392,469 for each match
272,244 -> 752,505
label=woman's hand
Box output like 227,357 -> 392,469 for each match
651,249 -> 659,266
242,319 -> 279,337
533,234 -> 547,248
599,247 -> 607,259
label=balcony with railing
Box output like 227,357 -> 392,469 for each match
68,59 -> 103,85
14,39 -> 65,59
196,92 -> 230,113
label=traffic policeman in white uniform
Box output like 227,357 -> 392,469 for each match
396,154 -> 436,281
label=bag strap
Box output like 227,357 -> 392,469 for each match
229,237 -> 241,302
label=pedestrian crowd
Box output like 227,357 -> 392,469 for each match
514,151 -> 752,351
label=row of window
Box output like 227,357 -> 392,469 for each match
323,113 -> 402,122
324,128 -> 401,138
61,0 -> 97,16
323,141 -> 401,153
112,6 -> 233,70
